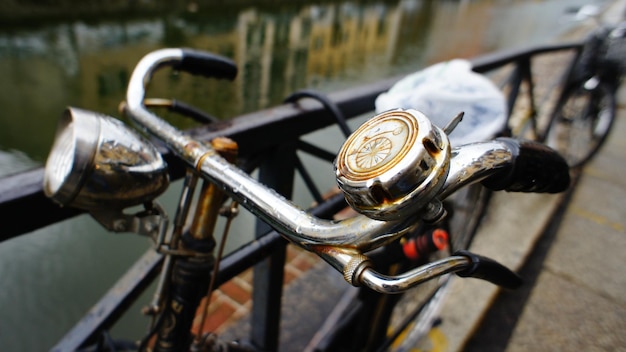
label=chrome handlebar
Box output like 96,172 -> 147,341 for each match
125,48 -> 408,252
119,48 -> 530,293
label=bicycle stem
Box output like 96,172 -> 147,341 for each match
124,48 -> 520,292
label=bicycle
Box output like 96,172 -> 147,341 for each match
42,48 -> 570,352
470,24 -> 624,173
541,18 -> 625,168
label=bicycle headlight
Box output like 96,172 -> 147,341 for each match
43,107 -> 169,211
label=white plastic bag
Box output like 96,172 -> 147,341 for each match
375,59 -> 507,146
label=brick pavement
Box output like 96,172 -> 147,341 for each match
192,245 -> 321,335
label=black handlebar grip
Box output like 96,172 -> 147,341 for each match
481,137 -> 570,193
176,48 -> 238,81
454,250 -> 523,290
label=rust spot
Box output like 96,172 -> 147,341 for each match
211,137 -> 238,163
184,141 -> 201,152
423,138 -> 440,155
308,244 -> 359,256
370,183 -> 392,204
309,245 -> 334,255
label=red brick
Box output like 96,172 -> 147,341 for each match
197,299 -> 238,334
286,245 -> 301,261
291,255 -> 315,272
238,268 -> 254,284
283,265 -> 299,285
219,280 -> 251,305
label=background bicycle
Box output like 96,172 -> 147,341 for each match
483,3 -> 625,170
542,8 -> 626,168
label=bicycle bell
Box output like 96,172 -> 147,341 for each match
335,108 -> 451,221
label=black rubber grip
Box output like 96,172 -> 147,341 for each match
454,250 -> 523,290
175,48 -> 238,81
481,137 -> 570,193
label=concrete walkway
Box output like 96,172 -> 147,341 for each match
505,85 -> 626,352
462,2 -> 626,351
434,2 -> 626,351
462,85 -> 626,352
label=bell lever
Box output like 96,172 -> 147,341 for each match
443,111 -> 465,135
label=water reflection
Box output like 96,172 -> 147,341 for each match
0,0 -> 595,173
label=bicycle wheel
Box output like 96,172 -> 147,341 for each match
544,82 -> 616,168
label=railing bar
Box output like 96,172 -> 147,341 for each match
297,140 -> 337,162
51,249 -> 164,352
295,156 -> 325,204
250,141 -> 297,351
471,41 -> 582,73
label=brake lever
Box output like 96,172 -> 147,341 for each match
454,250 -> 523,289
332,247 -> 522,294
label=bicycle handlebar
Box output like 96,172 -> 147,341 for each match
123,48 -> 570,293
125,48 -> 410,251
175,48 -> 238,80
481,138 -> 571,193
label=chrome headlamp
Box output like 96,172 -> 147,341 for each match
43,107 -> 169,211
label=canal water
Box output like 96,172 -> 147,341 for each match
0,0 -> 609,350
